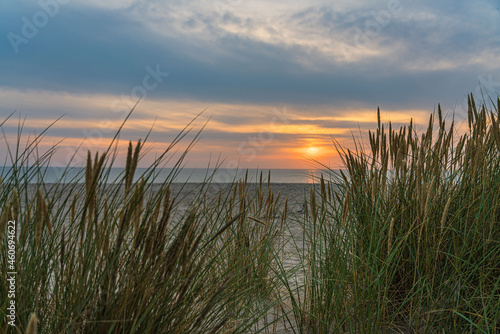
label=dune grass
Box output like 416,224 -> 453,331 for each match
289,94 -> 500,333
1,94 -> 500,333
0,116 -> 288,333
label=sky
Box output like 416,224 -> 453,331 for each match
1,0 -> 500,169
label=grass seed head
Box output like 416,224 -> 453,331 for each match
12,188 -> 20,221
26,313 -> 38,334
0,201 -> 11,241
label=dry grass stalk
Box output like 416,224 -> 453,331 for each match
84,151 -> 104,226
150,185 -> 173,254
85,150 -> 92,190
468,95 -> 474,129
132,177 -> 145,232
248,216 -> 268,226
125,141 -> 133,190
0,201 -> 11,241
26,313 -> 38,334
12,188 -> 19,221
371,173 -> 378,201
418,175 -> 436,248
150,194 -> 161,225
125,140 -> 141,193
436,196 -> 452,254
320,174 -> 326,199
35,188 -> 53,251
44,197 -> 53,237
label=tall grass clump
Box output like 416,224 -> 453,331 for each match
0,114 -> 287,333
294,94 -> 500,332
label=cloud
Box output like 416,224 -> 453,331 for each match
2,0 -> 499,113
2,0 -> 500,168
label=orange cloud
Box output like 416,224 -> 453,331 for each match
0,87 -> 434,169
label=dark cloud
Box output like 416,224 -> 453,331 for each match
1,0 -> 499,117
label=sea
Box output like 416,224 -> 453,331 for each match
0,167 -> 334,184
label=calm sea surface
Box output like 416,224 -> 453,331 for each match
0,167 -> 334,184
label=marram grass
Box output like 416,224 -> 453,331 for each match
0,116 -> 288,333
290,94 -> 500,333
1,94 -> 500,333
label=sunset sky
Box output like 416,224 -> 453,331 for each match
1,0 -> 500,169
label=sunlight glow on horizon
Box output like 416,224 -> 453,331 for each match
0,87 -> 473,169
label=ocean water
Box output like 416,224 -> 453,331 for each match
0,167 -> 333,184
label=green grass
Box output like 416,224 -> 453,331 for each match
289,94 -> 500,333
1,94 -> 499,333
0,115 -> 287,333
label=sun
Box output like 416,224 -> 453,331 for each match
307,147 -> 319,154
296,143 -> 325,157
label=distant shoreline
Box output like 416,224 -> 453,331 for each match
1,167 -> 334,184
